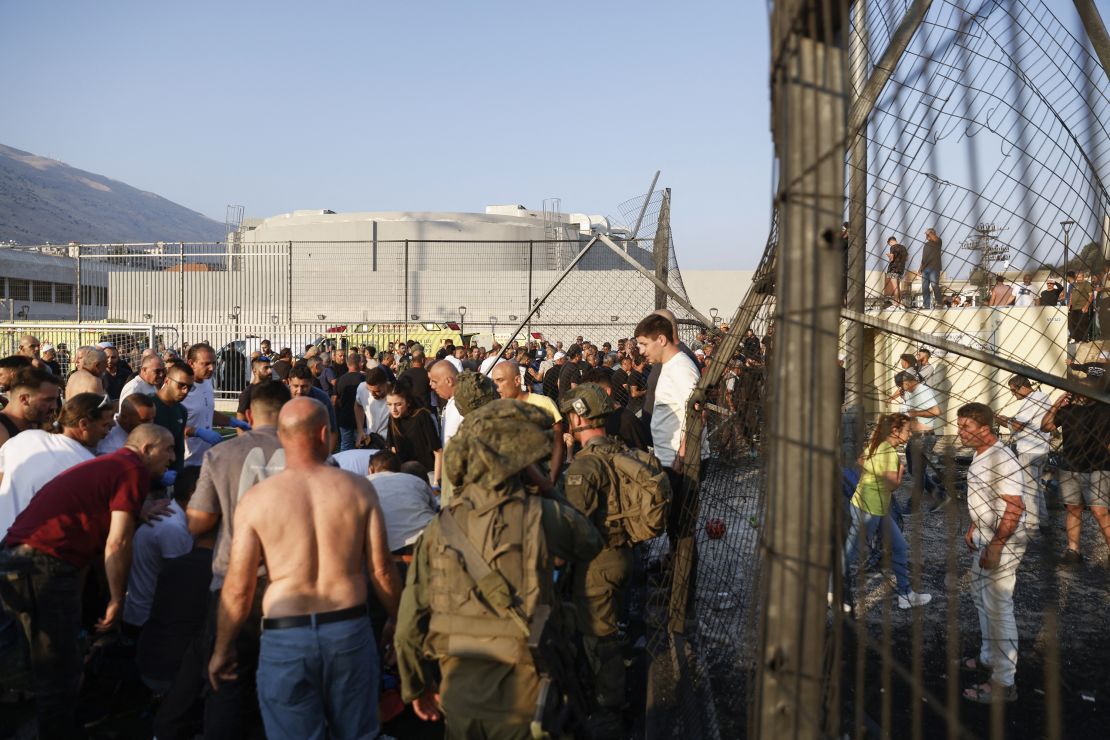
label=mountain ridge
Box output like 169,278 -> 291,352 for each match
0,143 -> 226,245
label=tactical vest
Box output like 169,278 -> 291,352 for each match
426,489 -> 550,665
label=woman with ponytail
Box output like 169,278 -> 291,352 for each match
843,412 -> 933,609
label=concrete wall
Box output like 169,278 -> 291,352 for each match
871,305 -> 1068,431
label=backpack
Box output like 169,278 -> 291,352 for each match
604,448 -> 672,543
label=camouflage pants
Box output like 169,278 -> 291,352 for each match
573,546 -> 633,710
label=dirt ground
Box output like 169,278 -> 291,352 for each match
679,453 -> 1110,739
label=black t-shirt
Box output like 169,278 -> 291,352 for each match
400,367 -> 431,408
543,366 -> 561,399
272,359 -> 292,381
888,243 -> 908,273
103,368 -> 130,400
604,409 -> 649,451
1054,402 -> 1110,471
611,368 -> 630,407
1040,287 -> 1062,306
236,380 -> 269,415
626,368 -> 647,414
558,362 -> 582,400
388,409 -> 441,472
335,371 -> 364,428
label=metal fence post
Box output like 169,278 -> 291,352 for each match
754,4 -> 847,738
404,239 -> 410,344
75,244 -> 82,322
287,241 -> 294,332
178,242 -> 185,345
527,241 -> 534,336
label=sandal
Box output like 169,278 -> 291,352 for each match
962,681 -> 1017,704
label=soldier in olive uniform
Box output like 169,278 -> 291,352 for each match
394,398 -> 604,740
560,383 -> 636,735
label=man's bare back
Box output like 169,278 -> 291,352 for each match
233,463 -> 398,618
66,369 -> 105,397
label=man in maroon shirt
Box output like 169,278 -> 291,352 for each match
0,423 -> 174,740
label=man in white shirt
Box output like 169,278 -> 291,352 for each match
1012,274 -> 1038,308
98,394 -> 158,456
367,450 -> 437,552
355,367 -> 391,442
429,360 -> 462,501
635,312 -> 706,583
997,375 -> 1052,530
0,393 -> 115,534
331,447 -> 380,477
181,344 -> 247,465
900,371 -> 946,506
120,355 -> 166,405
957,402 -> 1029,704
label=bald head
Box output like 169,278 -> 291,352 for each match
278,397 -> 330,460
126,422 -> 173,450
491,360 -> 522,399
429,360 -> 459,401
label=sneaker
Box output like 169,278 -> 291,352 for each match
897,591 -> 932,609
1060,549 -> 1083,566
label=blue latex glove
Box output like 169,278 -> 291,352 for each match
160,470 -> 177,487
194,427 -> 224,445
228,418 -> 251,431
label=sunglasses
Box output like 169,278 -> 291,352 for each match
169,378 -> 194,392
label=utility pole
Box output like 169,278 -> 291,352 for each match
652,188 -> 671,311
754,3 -> 847,739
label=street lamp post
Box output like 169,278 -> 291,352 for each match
458,305 -> 467,346
1061,219 -> 1075,276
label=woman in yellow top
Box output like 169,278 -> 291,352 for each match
843,413 -> 932,609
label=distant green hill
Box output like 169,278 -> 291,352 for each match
0,143 -> 226,245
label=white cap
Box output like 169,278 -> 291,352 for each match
41,343 -> 55,353
96,341 -> 114,349
553,351 -> 566,360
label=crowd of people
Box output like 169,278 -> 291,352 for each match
874,223 -> 1109,315
841,345 -> 1110,704
0,307 -> 725,740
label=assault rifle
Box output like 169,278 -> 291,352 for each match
529,603 -> 592,740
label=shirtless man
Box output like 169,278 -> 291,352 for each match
66,347 -> 107,396
209,397 -> 401,739
491,360 -> 566,480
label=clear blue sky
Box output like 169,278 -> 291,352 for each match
0,0 -> 772,269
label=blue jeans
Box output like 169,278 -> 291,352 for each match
920,267 -> 941,308
907,433 -> 944,500
257,616 -> 378,740
843,506 -> 911,597
338,426 -> 358,452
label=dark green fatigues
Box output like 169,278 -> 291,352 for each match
563,436 -> 635,717
394,496 -> 603,739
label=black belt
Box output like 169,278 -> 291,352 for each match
261,604 -> 368,631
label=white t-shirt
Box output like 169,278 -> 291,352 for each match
446,356 -> 464,373
901,384 -> 940,432
331,448 -> 379,477
1011,390 -> 1052,457
478,355 -> 504,377
182,378 -> 216,466
1012,282 -> 1037,307
917,363 -> 936,384
119,376 -> 157,405
967,440 -> 1033,536
441,398 -> 463,448
0,431 -> 95,535
123,500 -> 194,627
354,383 -> 390,437
368,471 -> 438,551
650,351 -> 702,468
96,424 -> 129,456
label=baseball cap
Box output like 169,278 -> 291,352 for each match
553,351 -> 566,360
41,343 -> 55,353
97,341 -> 114,349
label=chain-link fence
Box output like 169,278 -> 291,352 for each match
647,1 -> 1110,738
